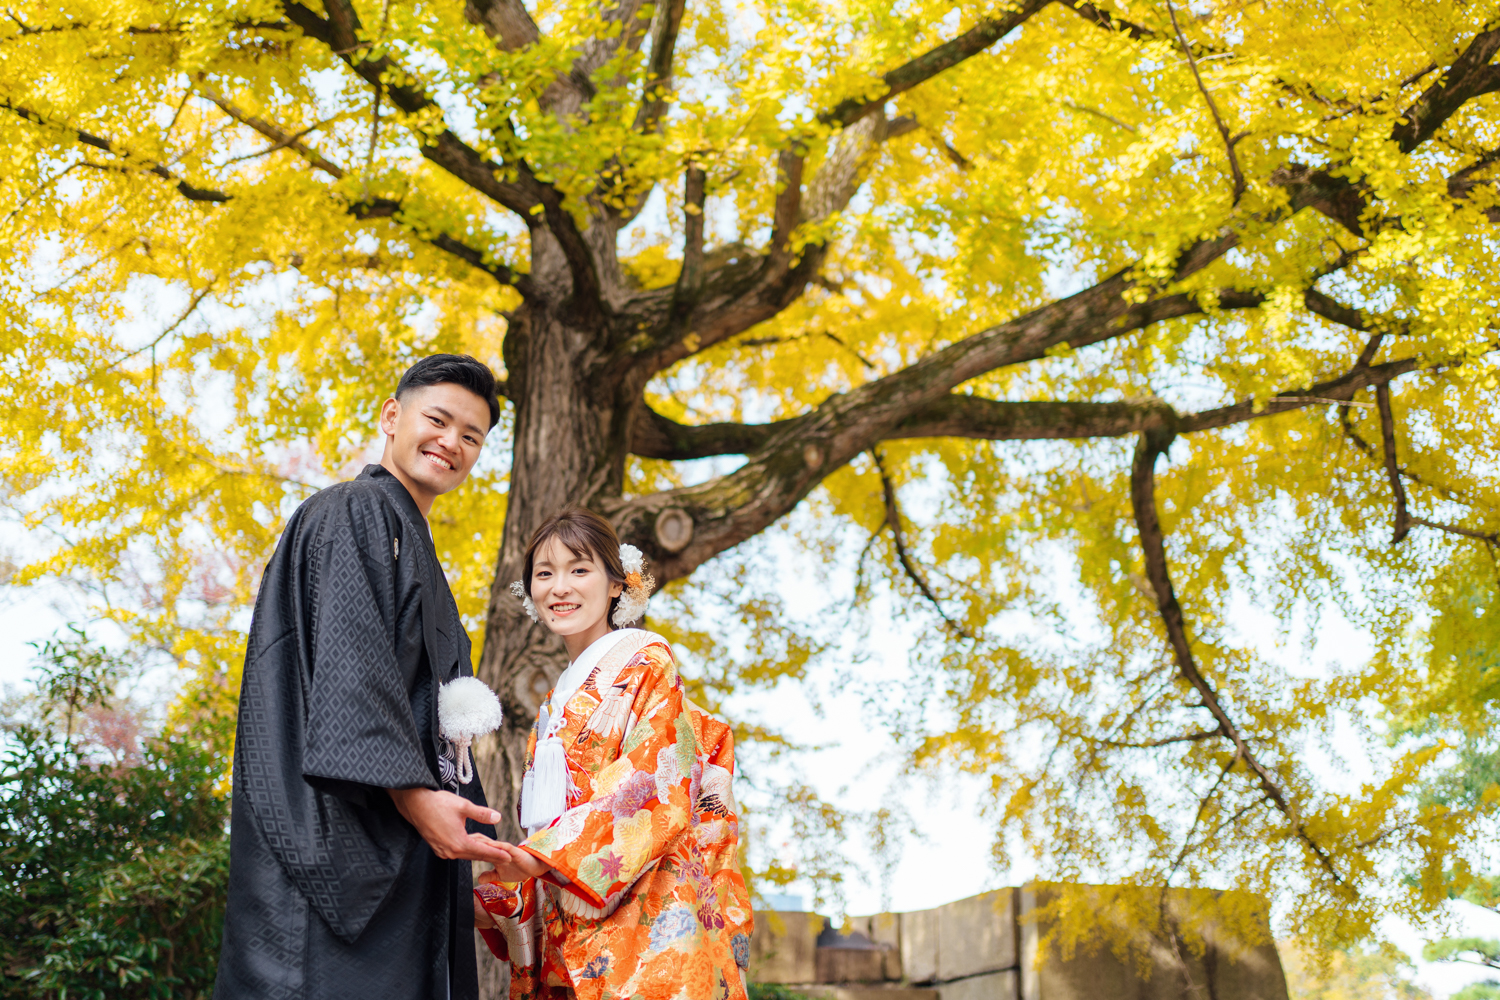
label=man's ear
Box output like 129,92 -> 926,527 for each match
378,396 -> 401,437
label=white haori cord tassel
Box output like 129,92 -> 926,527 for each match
519,628 -> 640,834
438,677 -> 504,784
520,704 -> 581,832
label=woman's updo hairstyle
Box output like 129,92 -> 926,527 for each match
523,506 -> 629,628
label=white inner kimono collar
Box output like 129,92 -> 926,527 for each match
547,628 -> 646,734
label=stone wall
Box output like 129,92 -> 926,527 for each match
747,883 -> 1289,1000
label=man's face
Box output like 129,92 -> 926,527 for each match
378,383 -> 490,503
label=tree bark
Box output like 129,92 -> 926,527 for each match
471,291 -> 630,842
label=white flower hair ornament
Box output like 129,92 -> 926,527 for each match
437,676 -> 504,784
612,544 -> 654,627
509,580 -> 539,623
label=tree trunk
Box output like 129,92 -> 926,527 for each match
471,284 -> 632,839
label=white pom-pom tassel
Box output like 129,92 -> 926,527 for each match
438,677 -> 503,786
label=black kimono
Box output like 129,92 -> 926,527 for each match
215,465 -> 492,1000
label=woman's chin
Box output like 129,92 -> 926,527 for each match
547,614 -> 604,635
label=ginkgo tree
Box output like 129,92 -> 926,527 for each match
3,0 -> 1500,968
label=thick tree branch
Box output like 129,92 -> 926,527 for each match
1065,1 -> 1152,40
1270,26 -> 1500,237
462,0 -> 541,51
629,404 -> 775,459
1375,383 -> 1413,543
631,229 -> 1246,405
821,0 -> 1052,128
463,0 -> 599,113
1270,163 -> 1373,237
676,165 -> 707,300
629,342 -> 1449,461
282,2 -> 533,216
1130,430 -> 1342,881
889,395 -> 1176,441
771,148 -> 806,261
634,0 -> 688,135
1179,353 -> 1427,432
611,256 -> 1264,578
283,1 -> 599,311
1393,24 -> 1500,153
1302,288 -> 1395,335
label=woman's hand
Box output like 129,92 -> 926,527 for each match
472,892 -> 497,930
471,836 -> 553,881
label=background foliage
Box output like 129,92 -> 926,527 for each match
0,636 -> 229,1000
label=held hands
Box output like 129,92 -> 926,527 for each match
386,787 -> 510,864
471,835 -> 552,882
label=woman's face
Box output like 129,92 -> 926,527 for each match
530,537 -> 624,640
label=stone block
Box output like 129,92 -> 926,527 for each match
818,948 -> 890,983
1017,884 -> 1289,1000
937,970 -> 1019,1000
901,906 -> 941,984
749,910 -> 821,984
854,912 -> 902,952
936,889 -> 1016,981
844,912 -> 903,980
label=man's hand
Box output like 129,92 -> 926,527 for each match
471,835 -> 552,882
387,787 -> 510,863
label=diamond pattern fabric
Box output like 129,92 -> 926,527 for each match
215,466 -> 493,1000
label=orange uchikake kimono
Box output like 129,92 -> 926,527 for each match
475,629 -> 753,1000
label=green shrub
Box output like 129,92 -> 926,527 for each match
748,985 -> 816,1000
0,723 -> 230,999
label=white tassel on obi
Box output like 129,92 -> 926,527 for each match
437,676 -> 504,784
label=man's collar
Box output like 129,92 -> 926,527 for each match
359,464 -> 430,536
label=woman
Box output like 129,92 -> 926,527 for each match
473,506 -> 753,1000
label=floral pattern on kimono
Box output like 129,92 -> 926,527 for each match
476,633 -> 753,1000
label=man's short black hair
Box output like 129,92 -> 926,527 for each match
395,354 -> 501,429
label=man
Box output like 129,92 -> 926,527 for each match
215,355 -> 510,1000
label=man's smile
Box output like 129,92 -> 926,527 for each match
421,449 -> 456,471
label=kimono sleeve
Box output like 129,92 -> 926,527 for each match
301,492 -> 436,803
474,876 -> 536,960
520,645 -> 693,910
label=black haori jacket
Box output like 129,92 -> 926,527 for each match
215,465 -> 493,1000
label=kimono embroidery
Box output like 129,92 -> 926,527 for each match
476,633 -> 753,1000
